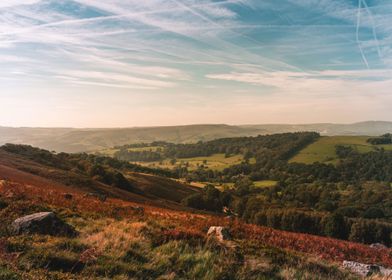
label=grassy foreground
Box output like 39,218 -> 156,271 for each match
2,180 -> 386,280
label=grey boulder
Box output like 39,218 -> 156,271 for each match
11,212 -> 77,237
343,260 -> 392,278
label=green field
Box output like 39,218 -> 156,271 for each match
138,153 -> 244,171
97,146 -> 246,171
290,136 -> 392,164
187,180 -> 276,191
253,180 -> 278,188
127,146 -> 161,152
98,146 -> 162,155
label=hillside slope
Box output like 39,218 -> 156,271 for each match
244,121 -> 392,136
1,145 -> 392,278
0,147 -> 199,210
1,172 -> 391,279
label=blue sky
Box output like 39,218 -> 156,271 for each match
0,0 -> 392,127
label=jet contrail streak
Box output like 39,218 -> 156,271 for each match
356,0 -> 369,68
361,0 -> 383,63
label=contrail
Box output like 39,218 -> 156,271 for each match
0,0 -> 244,37
170,0 -> 302,71
356,0 -> 369,68
361,0 -> 383,62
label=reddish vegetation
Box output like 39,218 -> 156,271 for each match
159,229 -> 205,245
233,224 -> 392,267
1,178 -> 392,268
0,238 -> 19,266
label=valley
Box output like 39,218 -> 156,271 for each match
2,131 -> 392,279
3,1 -> 392,278
0,141 -> 391,279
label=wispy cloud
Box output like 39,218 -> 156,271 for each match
0,54 -> 35,62
59,70 -> 178,89
206,69 -> 392,94
1,0 -> 392,126
0,0 -> 40,9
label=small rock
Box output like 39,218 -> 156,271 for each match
370,243 -> 387,250
343,261 -> 382,277
207,226 -> 231,243
11,212 -> 77,237
380,266 -> 392,277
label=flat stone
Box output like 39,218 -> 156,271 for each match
11,212 -> 77,237
369,243 -> 388,250
342,260 -> 392,277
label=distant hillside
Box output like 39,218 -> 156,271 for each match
0,125 -> 261,153
1,121 -> 392,153
243,121 -> 392,136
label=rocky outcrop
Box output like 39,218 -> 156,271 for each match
343,260 -> 392,278
207,226 -> 231,243
11,212 -> 77,237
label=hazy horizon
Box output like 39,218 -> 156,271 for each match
1,120 -> 392,129
1,1 -> 392,127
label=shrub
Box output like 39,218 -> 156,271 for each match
322,213 -> 349,240
362,207 -> 385,219
336,207 -> 359,218
182,185 -> 225,212
349,220 -> 391,246
0,266 -> 20,280
253,209 -> 322,235
0,199 -> 7,210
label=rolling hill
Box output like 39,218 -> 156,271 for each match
243,121 -> 392,136
0,145 -> 200,210
1,121 -> 392,153
0,125 -> 261,153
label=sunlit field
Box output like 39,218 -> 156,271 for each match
290,136 -> 392,164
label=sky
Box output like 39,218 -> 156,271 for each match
0,0 -> 392,127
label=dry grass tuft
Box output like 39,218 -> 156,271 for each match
83,219 -> 148,254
